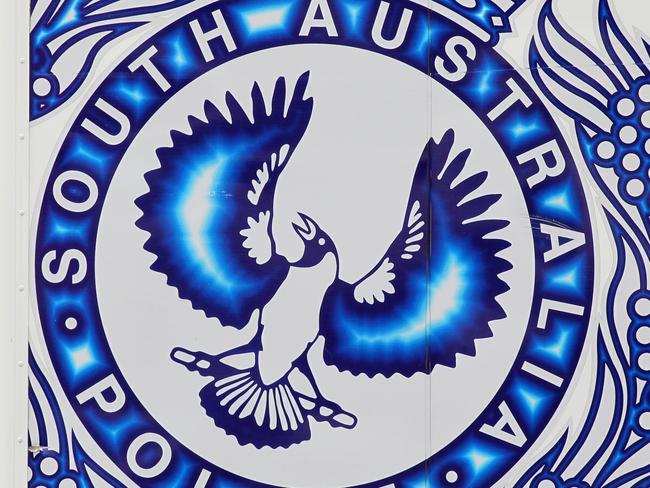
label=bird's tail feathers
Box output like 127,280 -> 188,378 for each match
170,347 -> 356,448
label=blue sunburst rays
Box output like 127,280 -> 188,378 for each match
404,440 -> 510,487
231,0 -> 297,41
535,182 -> 582,223
530,320 -> 580,372
464,444 -> 502,477
214,477 -> 251,488
511,378 -> 553,427
329,287 -> 429,371
322,243 -> 491,376
137,133 -> 282,325
174,161 -> 235,288
160,31 -> 196,79
98,402 -> 150,452
59,136 -> 112,181
448,440 -> 509,485
60,334 -> 108,383
41,286 -> 93,332
495,106 -> 548,152
510,115 -> 542,140
136,74 -> 313,326
107,77 -> 159,119
346,251 -> 470,347
41,211 -> 92,247
542,255 -> 588,300
171,35 -> 190,69
427,251 -> 469,331
149,147 -> 257,295
407,17 -> 449,64
457,59 -> 501,109
41,288 -> 107,383
340,0 -> 369,37
51,0 -> 81,31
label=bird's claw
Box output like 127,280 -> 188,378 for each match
295,392 -> 358,429
171,347 -> 217,376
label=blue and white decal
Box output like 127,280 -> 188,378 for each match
32,0 -> 599,487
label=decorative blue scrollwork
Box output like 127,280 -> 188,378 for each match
517,1 -> 650,485
514,214 -> 650,487
30,0 -> 194,120
435,0 -> 528,44
29,0 -> 530,120
530,0 -> 650,243
28,353 -> 125,488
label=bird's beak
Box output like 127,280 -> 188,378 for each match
292,212 -> 317,241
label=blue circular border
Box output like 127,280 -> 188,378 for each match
35,1 -> 594,486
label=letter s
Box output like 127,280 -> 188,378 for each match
434,36 -> 476,82
41,249 -> 87,284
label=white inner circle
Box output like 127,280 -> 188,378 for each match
626,178 -> 645,198
33,77 -> 52,97
639,352 -> 650,372
64,317 -> 78,330
640,411 -> 650,431
445,470 -> 459,483
538,480 -> 557,488
96,45 -> 535,487
622,153 -> 641,172
636,297 -> 650,317
597,140 -> 615,160
619,125 -> 638,144
639,84 -> 650,103
39,457 -> 58,476
636,326 -> 650,345
617,98 -> 635,117
641,110 -> 650,129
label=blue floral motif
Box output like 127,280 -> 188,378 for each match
517,1 -> 650,486
28,354 -> 125,487
30,0 -> 194,119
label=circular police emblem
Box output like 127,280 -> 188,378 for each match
34,1 -> 594,486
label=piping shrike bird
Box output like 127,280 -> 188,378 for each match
135,72 -> 512,448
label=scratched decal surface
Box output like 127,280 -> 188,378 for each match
27,0 -> 650,487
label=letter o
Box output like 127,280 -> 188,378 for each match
126,433 -> 172,478
53,170 -> 98,213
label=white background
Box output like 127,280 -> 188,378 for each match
0,0 -> 29,486
2,0 -> 649,487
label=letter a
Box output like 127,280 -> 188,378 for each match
299,0 -> 338,37
539,223 -> 585,263
479,401 -> 527,447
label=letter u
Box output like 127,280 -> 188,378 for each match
81,98 -> 131,145
371,1 -> 413,50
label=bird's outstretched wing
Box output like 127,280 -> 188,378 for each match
320,130 -> 512,377
135,73 -> 313,327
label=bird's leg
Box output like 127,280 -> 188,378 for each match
288,347 -> 357,429
171,310 -> 262,377
171,339 -> 262,378
171,347 -> 233,378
